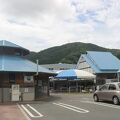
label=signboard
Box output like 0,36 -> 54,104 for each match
24,76 -> 34,83
11,84 -> 20,101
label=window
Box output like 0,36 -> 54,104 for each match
15,52 -> 21,56
109,84 -> 116,90
100,84 -> 109,91
14,49 -> 21,56
9,73 -> 16,84
49,68 -> 53,70
60,68 -> 64,70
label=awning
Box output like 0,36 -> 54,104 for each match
55,69 -> 96,80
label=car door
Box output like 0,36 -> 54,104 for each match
97,84 -> 109,100
107,84 -> 117,101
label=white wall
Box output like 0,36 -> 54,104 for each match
76,56 -> 94,74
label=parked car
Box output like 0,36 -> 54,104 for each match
93,82 -> 120,105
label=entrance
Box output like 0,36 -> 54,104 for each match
35,80 -> 43,99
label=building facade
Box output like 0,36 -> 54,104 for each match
0,40 -> 55,102
76,51 -> 120,85
41,63 -> 76,72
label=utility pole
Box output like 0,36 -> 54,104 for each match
35,59 -> 39,100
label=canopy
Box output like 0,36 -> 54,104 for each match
55,69 -> 96,79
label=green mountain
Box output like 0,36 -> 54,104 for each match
25,42 -> 120,64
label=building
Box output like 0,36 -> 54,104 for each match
0,40 -> 55,102
76,51 -> 120,85
41,63 -> 76,72
41,63 -> 77,92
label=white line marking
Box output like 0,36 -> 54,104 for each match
81,101 -> 120,110
53,102 -> 89,113
21,105 -> 34,117
27,104 -> 43,117
21,104 -> 43,118
58,103 -> 89,113
17,104 -> 31,120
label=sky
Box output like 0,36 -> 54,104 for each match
0,0 -> 120,52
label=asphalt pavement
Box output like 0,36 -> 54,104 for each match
17,93 -> 120,120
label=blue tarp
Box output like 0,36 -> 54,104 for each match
55,69 -> 95,80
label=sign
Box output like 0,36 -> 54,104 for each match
11,84 -> 20,101
24,76 -> 34,83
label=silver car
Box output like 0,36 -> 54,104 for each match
93,82 -> 120,105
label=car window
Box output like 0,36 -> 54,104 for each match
109,84 -> 116,90
100,84 -> 109,91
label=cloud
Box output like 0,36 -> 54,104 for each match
0,0 -> 120,51
0,0 -> 75,20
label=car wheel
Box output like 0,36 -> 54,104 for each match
113,96 -> 119,105
94,95 -> 99,102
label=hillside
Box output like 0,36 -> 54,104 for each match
25,42 -> 120,64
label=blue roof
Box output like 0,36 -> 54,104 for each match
0,40 -> 26,49
0,40 -> 29,55
0,55 -> 55,74
82,51 -> 120,73
82,54 -> 101,73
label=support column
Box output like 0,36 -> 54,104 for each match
76,81 -> 78,92
117,72 -> 120,82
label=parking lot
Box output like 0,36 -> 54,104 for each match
16,93 -> 120,120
